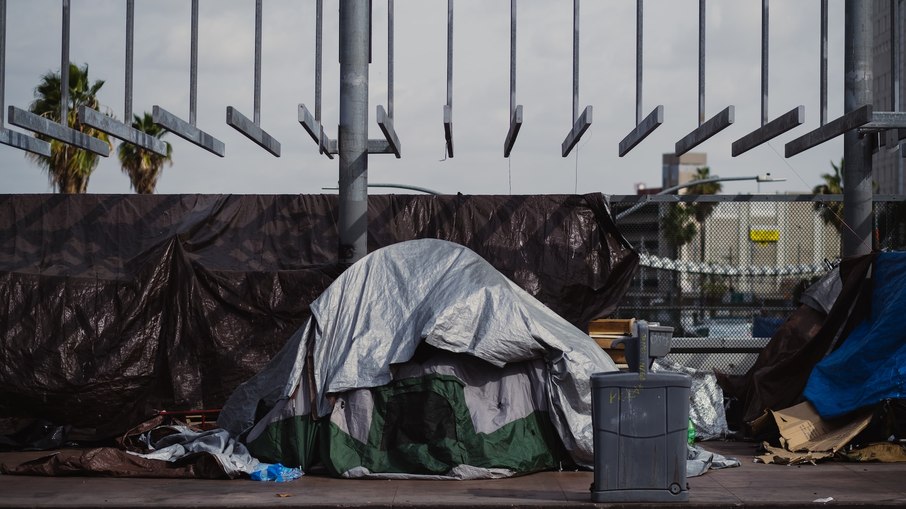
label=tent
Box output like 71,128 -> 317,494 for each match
217,238 -> 618,479
805,251 -> 906,418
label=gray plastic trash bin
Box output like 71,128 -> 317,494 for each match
590,371 -> 691,503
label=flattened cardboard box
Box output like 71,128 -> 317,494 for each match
757,401 -> 872,464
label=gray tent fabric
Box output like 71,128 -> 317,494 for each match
218,239 -> 618,470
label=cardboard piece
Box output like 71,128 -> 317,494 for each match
772,401 -> 872,453
756,442 -> 833,465
756,401 -> 874,464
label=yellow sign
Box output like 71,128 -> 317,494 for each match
749,228 -> 780,243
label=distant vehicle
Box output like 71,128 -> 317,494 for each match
691,318 -> 753,338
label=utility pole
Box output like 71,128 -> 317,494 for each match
842,0 -> 873,257
338,0 -> 370,264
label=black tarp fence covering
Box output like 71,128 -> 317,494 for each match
0,193 -> 637,439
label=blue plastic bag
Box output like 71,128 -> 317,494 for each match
250,463 -> 304,482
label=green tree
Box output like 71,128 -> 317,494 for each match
26,63 -> 112,193
117,112 -> 173,193
812,158 -> 845,234
685,166 -> 723,263
812,157 -> 845,234
663,203 -> 697,251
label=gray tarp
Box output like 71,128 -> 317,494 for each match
219,239 -> 618,468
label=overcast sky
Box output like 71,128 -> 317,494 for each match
1,0 -> 846,196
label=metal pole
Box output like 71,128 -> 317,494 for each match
0,0 -> 6,129
388,0 -> 394,118
820,0 -> 827,126
315,0 -> 322,121
572,0 -> 579,123
125,0 -> 134,122
254,0 -> 261,125
842,0 -> 873,257
338,0 -> 370,264
189,0 -> 198,125
61,0 -> 70,126
761,0 -> 768,126
510,0 -> 516,117
892,0 -> 900,113
636,0 -> 642,125
698,0 -> 705,126
447,0 -> 453,110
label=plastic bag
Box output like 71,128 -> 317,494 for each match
250,463 -> 304,482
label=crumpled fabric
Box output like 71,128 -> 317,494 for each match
686,444 -> 741,477
129,426 -> 265,478
653,359 -> 729,441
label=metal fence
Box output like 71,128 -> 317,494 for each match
607,194 -> 906,375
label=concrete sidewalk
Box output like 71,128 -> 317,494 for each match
1,441 -> 904,508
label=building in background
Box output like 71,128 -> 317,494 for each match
872,0 -> 906,195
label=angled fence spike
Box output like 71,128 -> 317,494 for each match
153,0 -> 224,157
674,0 -> 733,156
0,0 -> 51,156
561,0 -> 591,157
79,0 -> 168,157
619,0 -> 663,157
732,0 -> 803,157
227,0 -> 281,156
8,0 -> 108,157
503,0 -> 523,158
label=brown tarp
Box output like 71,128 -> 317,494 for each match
0,193 -> 637,439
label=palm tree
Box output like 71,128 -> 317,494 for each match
663,203 -> 698,251
26,63 -> 112,193
117,112 -> 173,193
685,166 -> 723,263
813,159 -> 845,234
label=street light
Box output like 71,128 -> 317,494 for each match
322,182 -> 442,195
615,173 -> 786,220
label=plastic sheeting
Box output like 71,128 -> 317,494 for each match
0,194 -> 637,439
805,252 -> 906,418
653,359 -> 729,441
220,239 -> 619,470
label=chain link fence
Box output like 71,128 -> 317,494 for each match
607,195 -> 906,375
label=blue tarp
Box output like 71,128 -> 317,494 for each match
804,252 -> 906,418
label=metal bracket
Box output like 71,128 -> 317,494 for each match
504,105 -> 522,158
619,105 -> 663,157
562,106 -> 592,157
0,125 -> 51,157
732,105 -> 804,156
9,106 -> 109,156
444,105 -> 454,158
226,106 -> 280,157
79,107 -> 168,156
675,105 -> 734,156
883,128 -> 905,152
298,103 -> 335,159
857,112 -> 906,132
784,104 -> 872,157
376,105 -> 400,158
153,105 -> 224,157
